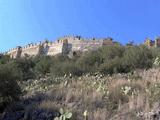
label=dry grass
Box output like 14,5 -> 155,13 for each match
17,68 -> 160,120
38,100 -> 60,112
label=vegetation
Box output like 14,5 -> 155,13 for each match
0,45 -> 155,79
0,63 -> 21,111
1,45 -> 160,119
34,56 -> 53,77
8,69 -> 160,120
54,108 -> 72,120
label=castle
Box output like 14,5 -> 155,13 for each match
144,37 -> 160,48
3,36 -> 119,59
3,36 -> 160,59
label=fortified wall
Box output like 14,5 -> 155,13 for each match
5,36 -> 118,58
144,37 -> 160,48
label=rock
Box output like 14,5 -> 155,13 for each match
150,109 -> 160,120
137,108 -> 160,120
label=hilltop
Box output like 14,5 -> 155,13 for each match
3,35 -> 160,60
1,41 -> 160,120
3,36 -> 120,59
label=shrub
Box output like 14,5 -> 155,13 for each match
97,46 -> 127,74
34,56 -> 53,77
99,57 -> 124,74
151,47 -> 160,58
0,64 -> 21,111
97,46 -> 154,75
50,60 -> 83,76
13,57 -> 35,80
98,45 -> 125,61
0,55 -> 10,64
51,45 -> 154,76
76,51 -> 103,74
123,46 -> 153,70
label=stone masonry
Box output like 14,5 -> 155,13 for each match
4,36 -> 118,59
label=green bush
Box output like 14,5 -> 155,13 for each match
0,64 -> 21,111
13,58 -> 35,80
123,46 -> 153,70
50,60 -> 83,77
98,45 -> 125,61
0,55 -> 10,64
0,45 -> 155,81
99,57 -> 124,74
34,56 -> 53,77
98,46 -> 126,74
98,46 -> 153,75
151,47 -> 160,58
76,51 -> 103,74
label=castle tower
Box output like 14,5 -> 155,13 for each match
7,46 -> 22,59
16,46 -> 22,58
102,37 -> 113,46
42,40 -> 49,55
144,38 -> 154,48
62,39 -> 70,55
155,37 -> 160,48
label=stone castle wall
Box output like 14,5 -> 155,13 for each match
5,36 -> 116,58
21,44 -> 41,57
7,47 -> 22,58
144,37 -> 160,48
60,36 -> 105,52
45,41 -> 65,56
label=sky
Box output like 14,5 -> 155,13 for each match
1,0 -> 160,52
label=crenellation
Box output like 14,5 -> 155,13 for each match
4,36 -> 120,58
144,37 -> 160,48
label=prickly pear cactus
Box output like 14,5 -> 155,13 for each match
54,108 -> 72,120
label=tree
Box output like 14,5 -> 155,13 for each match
0,64 -> 21,111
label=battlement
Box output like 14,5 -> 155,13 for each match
144,37 -> 160,48
4,36 -> 119,58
